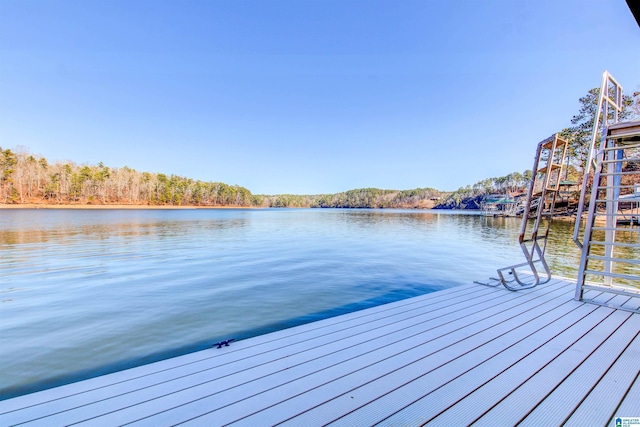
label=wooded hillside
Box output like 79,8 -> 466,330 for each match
0,148 -> 254,207
255,187 -> 442,209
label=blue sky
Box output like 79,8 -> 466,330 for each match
1,0 -> 639,195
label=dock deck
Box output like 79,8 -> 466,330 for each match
1,277 -> 639,426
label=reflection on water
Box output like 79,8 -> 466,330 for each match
0,208 -> 636,399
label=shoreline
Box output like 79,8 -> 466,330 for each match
0,204 -> 259,210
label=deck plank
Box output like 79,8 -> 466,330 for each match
326,291 -> 609,427
101,282 -> 568,426
612,370 -> 640,422
564,330 -> 640,426
0,277 -> 638,427
516,310 -> 638,427
210,282 -> 576,426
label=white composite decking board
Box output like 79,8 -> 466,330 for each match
454,294 -> 639,427
202,281 -> 577,426
614,370 -> 640,420
453,296 -> 626,425
179,282 -> 576,425
131,278 -> 568,424
1,277 -> 638,427
360,300 -> 608,425
561,329 -> 640,427
473,305 -> 633,427
266,284 -> 585,427
325,292 -> 614,427
2,284 -> 514,426
517,302 -> 640,427
105,303 -> 526,424
97,280 -> 572,426
0,283 -> 483,419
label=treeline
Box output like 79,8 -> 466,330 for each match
0,146 -> 447,209
0,147 -> 254,206
0,145 -> 544,211
256,187 -> 442,209
0,146 -> 443,209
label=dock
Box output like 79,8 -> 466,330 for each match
1,276 -> 638,426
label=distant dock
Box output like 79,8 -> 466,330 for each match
1,276 -> 638,426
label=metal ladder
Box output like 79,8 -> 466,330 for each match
574,120 -> 640,312
491,133 -> 570,290
573,71 -> 624,250
571,71 -> 640,313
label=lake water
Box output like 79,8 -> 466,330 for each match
0,208 -> 584,399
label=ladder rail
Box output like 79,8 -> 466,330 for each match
575,121 -> 640,303
585,72 -> 623,173
495,133 -> 568,290
573,71 -> 624,249
575,138 -> 607,299
517,136 -> 550,243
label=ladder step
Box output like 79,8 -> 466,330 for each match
582,284 -> 640,299
541,136 -> 567,149
593,212 -> 640,218
599,171 -> 639,177
600,156 -> 640,164
588,241 -> 639,248
540,136 -> 557,149
591,226 -> 640,232
587,255 -> 640,265
541,141 -> 555,149
497,259 -> 545,271
537,164 -> 562,173
522,236 -> 547,243
583,270 -> 640,282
